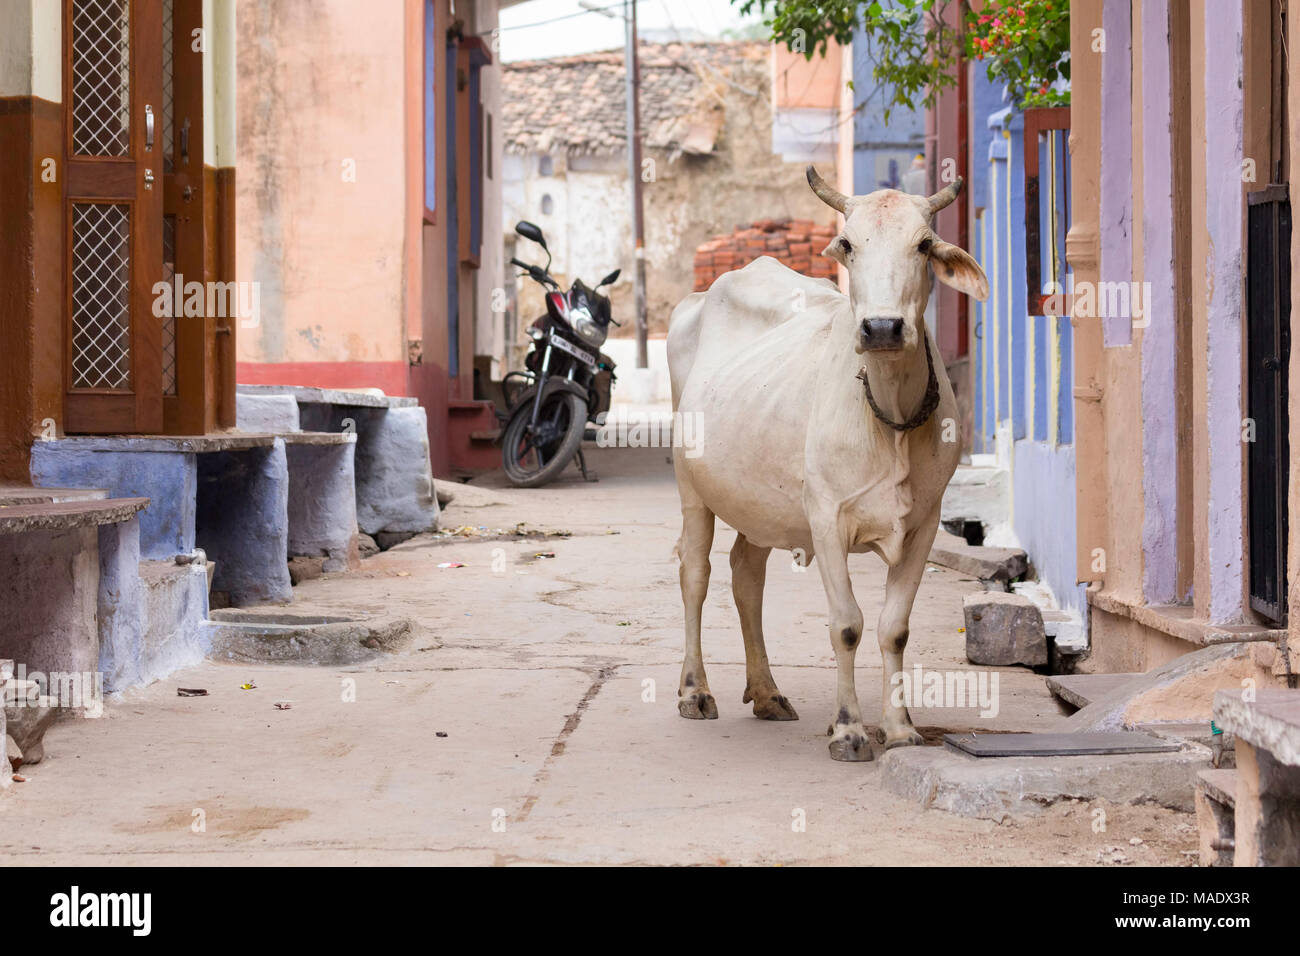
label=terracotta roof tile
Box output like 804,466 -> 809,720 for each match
502,41 -> 765,157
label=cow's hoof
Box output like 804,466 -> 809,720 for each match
752,694 -> 799,721
678,692 -> 718,720
882,727 -> 924,749
828,733 -> 874,762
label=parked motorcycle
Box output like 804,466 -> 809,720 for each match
500,220 -> 619,487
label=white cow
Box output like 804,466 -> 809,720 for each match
668,168 -> 988,761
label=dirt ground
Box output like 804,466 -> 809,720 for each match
1,445 -> 1199,865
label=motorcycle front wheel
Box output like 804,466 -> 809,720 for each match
501,391 -> 587,488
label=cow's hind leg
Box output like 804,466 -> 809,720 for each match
813,534 -> 871,761
731,535 -> 798,720
875,517 -> 941,748
677,500 -> 718,719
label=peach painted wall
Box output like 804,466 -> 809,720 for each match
234,0 -> 410,378
771,39 -> 843,110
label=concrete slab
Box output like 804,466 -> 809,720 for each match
1197,768 -> 1237,807
0,497 -> 148,535
1214,688 -> 1300,766
880,739 -> 1212,821
1066,642 -> 1275,733
928,529 -> 1027,584
237,384 -> 418,409
0,485 -> 108,505
204,611 -> 413,665
1047,672 -> 1140,709
945,731 -> 1180,757
33,434 -> 277,453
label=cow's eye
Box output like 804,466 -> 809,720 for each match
918,238 -> 933,255
837,237 -> 852,255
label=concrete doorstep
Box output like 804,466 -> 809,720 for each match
879,738 -> 1212,823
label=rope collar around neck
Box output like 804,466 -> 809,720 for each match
855,328 -> 940,432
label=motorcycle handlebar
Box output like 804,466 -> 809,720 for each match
511,257 -> 557,287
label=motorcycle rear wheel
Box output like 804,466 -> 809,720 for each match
502,391 -> 587,488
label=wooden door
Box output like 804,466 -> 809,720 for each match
63,0 -> 164,433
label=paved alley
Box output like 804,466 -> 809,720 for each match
1,447 -> 1198,865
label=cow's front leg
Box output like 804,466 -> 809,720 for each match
731,535 -> 798,720
814,534 -> 871,761
677,501 -> 718,719
875,517 -> 940,748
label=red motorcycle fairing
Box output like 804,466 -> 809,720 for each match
545,290 -> 569,322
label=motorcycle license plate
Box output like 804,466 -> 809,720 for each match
550,333 -> 597,367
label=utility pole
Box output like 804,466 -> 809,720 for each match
582,0 -> 646,367
624,0 -> 648,368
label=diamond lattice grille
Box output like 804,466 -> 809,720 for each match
71,203 -> 132,390
72,0 -> 131,157
162,0 -> 174,169
162,214 -> 177,395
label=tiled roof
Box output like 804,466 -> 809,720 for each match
502,41 -> 766,157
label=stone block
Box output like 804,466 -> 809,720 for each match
963,591 -> 1047,666
31,442 -> 197,559
285,441 -> 359,571
196,440 -> 292,605
236,393 -> 301,432
0,525 -> 99,677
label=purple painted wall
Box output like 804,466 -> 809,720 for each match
1100,0 -> 1134,348
1140,0 -> 1180,604
1203,4 -> 1246,624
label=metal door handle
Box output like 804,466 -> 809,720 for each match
145,104 -> 154,150
181,119 -> 190,162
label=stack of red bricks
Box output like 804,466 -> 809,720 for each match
692,218 -> 838,292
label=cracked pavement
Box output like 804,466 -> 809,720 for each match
1,446 -> 1198,865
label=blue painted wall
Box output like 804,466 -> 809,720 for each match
969,75 -> 1084,618
849,19 -> 925,195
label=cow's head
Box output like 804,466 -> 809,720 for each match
807,166 -> 988,356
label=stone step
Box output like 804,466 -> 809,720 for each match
928,529 -> 1027,584
1046,672 -> 1141,709
1197,768 -> 1238,808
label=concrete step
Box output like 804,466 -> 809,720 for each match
928,529 -> 1027,585
1046,673 -> 1141,710
100,559 -> 210,692
1198,768 -> 1238,807
205,609 -> 413,665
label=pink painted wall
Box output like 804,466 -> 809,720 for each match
234,0 -> 411,381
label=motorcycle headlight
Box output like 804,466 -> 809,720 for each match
528,325 -> 545,342
572,309 -> 607,347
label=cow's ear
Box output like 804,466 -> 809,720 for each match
929,239 -> 989,301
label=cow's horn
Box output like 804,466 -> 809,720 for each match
806,165 -> 849,213
928,177 -> 964,214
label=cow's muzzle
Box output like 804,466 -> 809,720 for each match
859,317 -> 905,352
